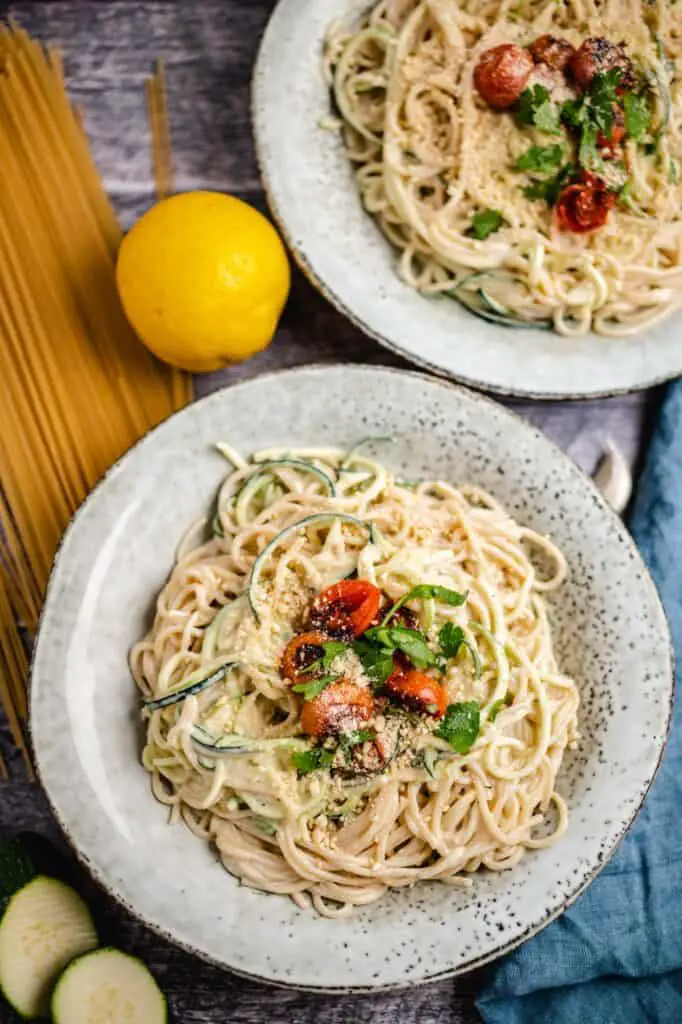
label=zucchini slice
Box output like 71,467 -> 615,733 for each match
247,512 -> 377,622
191,725 -> 309,759
0,876 -> 97,1019
51,947 -> 167,1024
144,661 -> 237,712
248,458 -> 337,497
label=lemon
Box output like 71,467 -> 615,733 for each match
116,191 -> 291,372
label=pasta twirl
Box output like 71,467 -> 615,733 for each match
132,444 -> 579,917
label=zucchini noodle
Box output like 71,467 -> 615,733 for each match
324,0 -> 682,336
131,443 -> 579,917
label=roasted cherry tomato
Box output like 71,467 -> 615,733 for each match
280,631 -> 330,683
300,680 -> 374,737
555,171 -> 616,233
529,34 -> 576,73
310,579 -> 382,639
473,44 -> 533,110
386,669 -> 447,718
597,102 -> 626,153
569,37 -> 635,92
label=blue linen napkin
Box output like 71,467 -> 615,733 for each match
476,382 -> 682,1024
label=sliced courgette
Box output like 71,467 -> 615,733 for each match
191,725 -> 309,759
247,512 -> 377,622
144,661 -> 237,712
51,947 -> 166,1024
0,876 -> 97,1019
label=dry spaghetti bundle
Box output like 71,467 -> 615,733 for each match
0,24 -> 192,774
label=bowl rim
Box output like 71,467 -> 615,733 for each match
30,364 -> 675,991
250,0 -> 682,402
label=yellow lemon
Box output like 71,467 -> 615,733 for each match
116,191 -> 291,372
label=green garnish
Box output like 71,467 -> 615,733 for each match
438,623 -> 465,658
670,160 -> 680,185
517,85 -> 562,134
522,163 -> 575,205
623,91 -> 650,141
364,625 -> 436,670
467,209 -> 504,241
434,701 -> 481,753
339,728 -> 376,763
302,640 -> 348,676
515,144 -> 565,174
560,69 -> 622,173
353,639 -> 395,687
382,584 -> 466,627
292,674 -> 338,700
292,748 -> 334,775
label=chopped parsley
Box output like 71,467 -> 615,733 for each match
623,91 -> 650,141
434,701 -> 481,754
522,163 -> 575,206
339,728 -> 376,761
353,639 -> 394,688
382,583 -> 466,626
560,69 -> 622,174
364,624 -> 436,670
578,122 -> 603,174
438,622 -> 465,659
467,209 -> 504,241
517,85 -> 562,135
292,674 -> 338,700
515,144 -> 565,174
302,640 -> 347,676
292,747 -> 334,775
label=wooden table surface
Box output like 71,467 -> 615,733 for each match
0,2 -> 661,1021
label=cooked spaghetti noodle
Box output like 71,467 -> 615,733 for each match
132,442 -> 579,916
325,0 -> 682,336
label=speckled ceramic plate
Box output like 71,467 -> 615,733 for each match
252,0 -> 682,400
31,366 -> 672,990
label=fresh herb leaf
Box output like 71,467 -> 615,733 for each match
439,623 -> 465,658
590,69 -> 622,133
365,625 -> 436,670
624,91 -> 650,141
434,701 -> 481,753
383,584 -> 466,626
515,144 -> 565,174
353,639 -> 395,687
467,209 -> 503,241
339,728 -> 376,763
292,674 -> 338,700
561,97 -> 587,128
303,640 -> 348,676
522,163 -> 575,205
578,122 -> 603,172
517,85 -> 562,134
292,747 -> 334,774
340,728 -> 375,750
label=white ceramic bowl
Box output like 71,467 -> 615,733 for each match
252,0 -> 682,399
31,366 -> 672,990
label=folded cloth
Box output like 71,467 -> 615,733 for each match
476,383 -> 682,1024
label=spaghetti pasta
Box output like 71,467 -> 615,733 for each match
132,444 -> 579,917
0,24 -> 192,773
325,0 -> 682,336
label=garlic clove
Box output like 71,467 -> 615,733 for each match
593,440 -> 633,514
